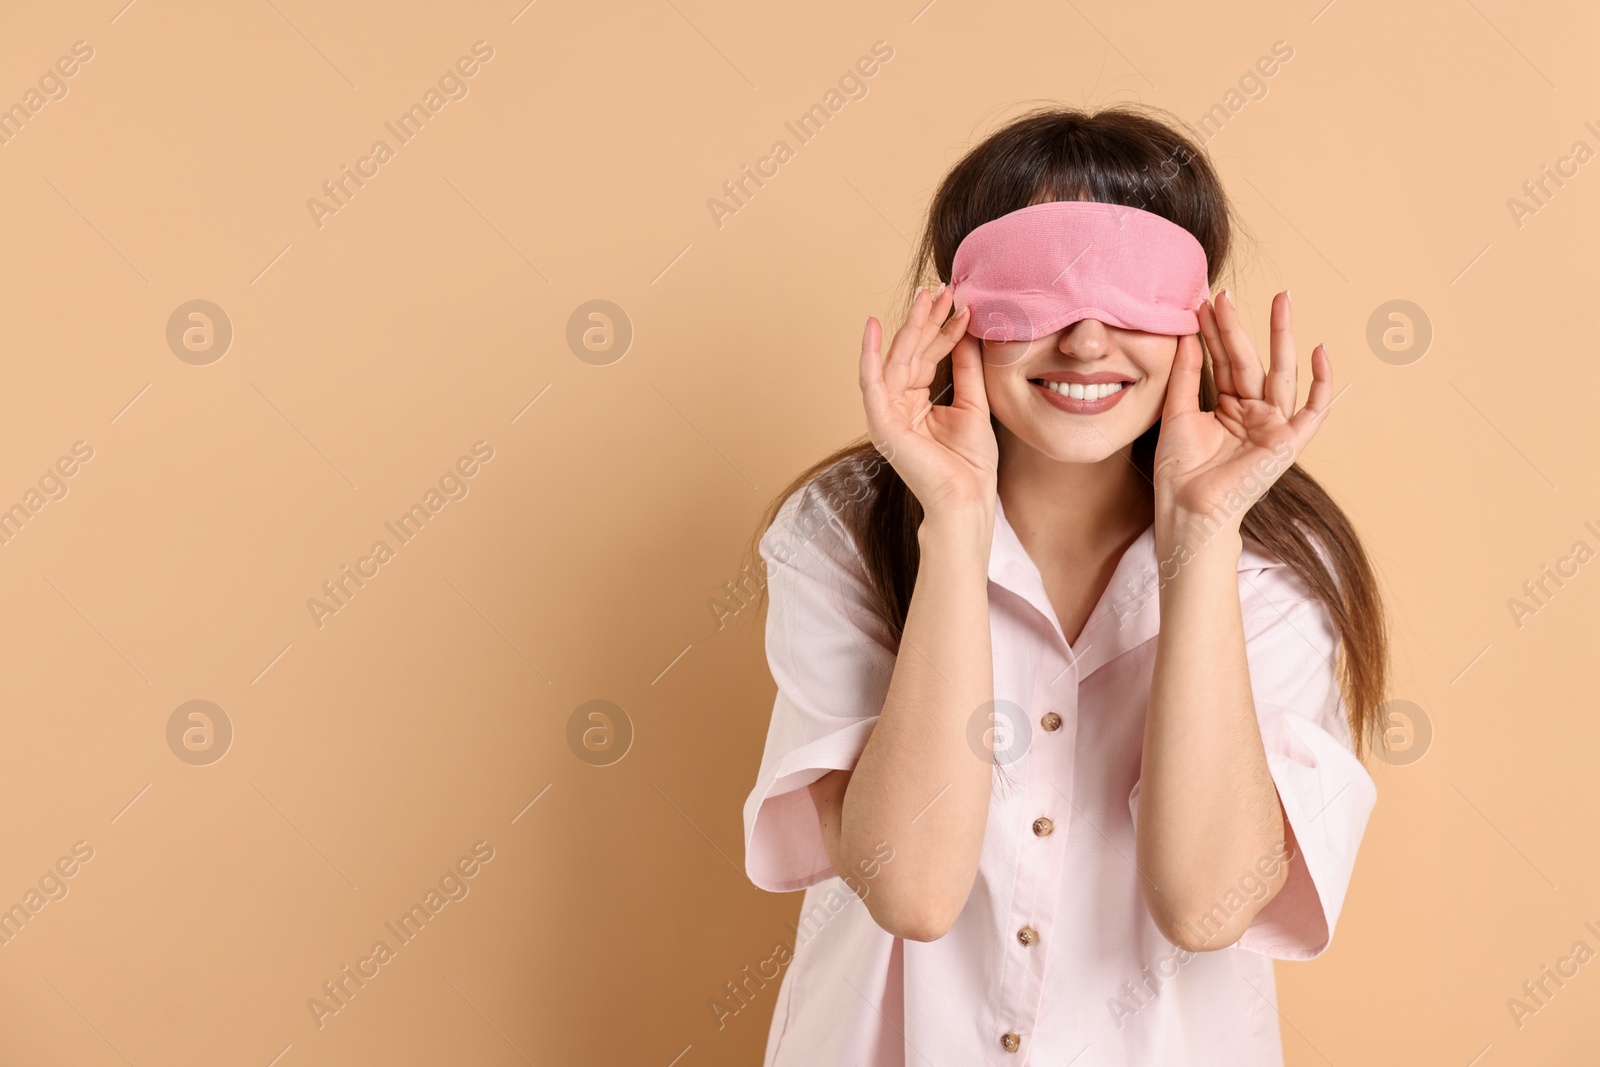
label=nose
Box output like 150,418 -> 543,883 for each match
1056,318 -> 1113,361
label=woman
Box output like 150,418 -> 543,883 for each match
740,104 -> 1386,1065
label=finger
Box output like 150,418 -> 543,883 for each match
908,286 -> 953,385
859,315 -> 889,417
1162,333 -> 1204,421
881,285 -> 931,396
914,283 -> 959,376
893,283 -> 955,395
861,314 -> 907,432
910,307 -> 974,430
907,282 -> 954,352
1263,291 -> 1298,418
948,329 -> 989,417
914,299 -> 971,389
1285,343 -> 1334,452
1213,289 -> 1264,399
1198,298 -> 1235,398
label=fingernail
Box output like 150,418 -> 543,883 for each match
1222,289 -> 1233,307
1285,289 -> 1292,308
913,285 -> 925,304
935,281 -> 947,296
865,314 -> 872,330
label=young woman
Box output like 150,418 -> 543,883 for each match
739,105 -> 1387,1066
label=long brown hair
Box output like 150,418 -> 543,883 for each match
745,104 -> 1387,759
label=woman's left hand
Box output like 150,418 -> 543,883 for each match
1151,290 -> 1332,549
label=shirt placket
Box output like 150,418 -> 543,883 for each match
994,643 -> 1079,1061
980,498 -> 1165,1062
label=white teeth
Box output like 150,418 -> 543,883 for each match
1045,380 -> 1124,400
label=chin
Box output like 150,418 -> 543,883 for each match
1027,429 -> 1133,464
994,401 -> 1158,464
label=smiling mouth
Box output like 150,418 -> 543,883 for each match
1027,378 -> 1132,400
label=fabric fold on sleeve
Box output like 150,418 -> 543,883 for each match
1237,697 -> 1376,959
1125,569 -> 1377,960
742,478 -> 899,893
1234,573 -> 1377,960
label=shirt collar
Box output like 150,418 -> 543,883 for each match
986,490 -> 1287,680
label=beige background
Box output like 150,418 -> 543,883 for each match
0,0 -> 1595,1063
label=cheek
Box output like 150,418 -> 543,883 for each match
1124,355 -> 1178,412
977,341 -> 1042,407
1140,369 -> 1173,405
980,361 -> 1029,405
979,364 -> 1012,412
981,340 -> 1034,370
1139,340 -> 1181,387
1129,360 -> 1174,416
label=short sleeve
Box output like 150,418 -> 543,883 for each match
741,480 -> 899,893
1233,563 -> 1377,960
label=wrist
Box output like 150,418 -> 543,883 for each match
918,503 -> 995,558
1155,495 -> 1241,544
1154,518 -> 1242,572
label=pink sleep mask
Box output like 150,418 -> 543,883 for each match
950,200 -> 1210,342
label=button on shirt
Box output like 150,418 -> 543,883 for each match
741,481 -> 1377,1066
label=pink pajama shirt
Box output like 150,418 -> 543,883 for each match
741,479 -> 1376,1066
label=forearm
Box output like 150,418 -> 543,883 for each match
1136,521 -> 1288,949
825,506 -> 996,940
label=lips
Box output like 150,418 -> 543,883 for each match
1028,373 -> 1134,414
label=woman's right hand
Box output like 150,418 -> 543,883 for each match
860,284 -> 998,518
